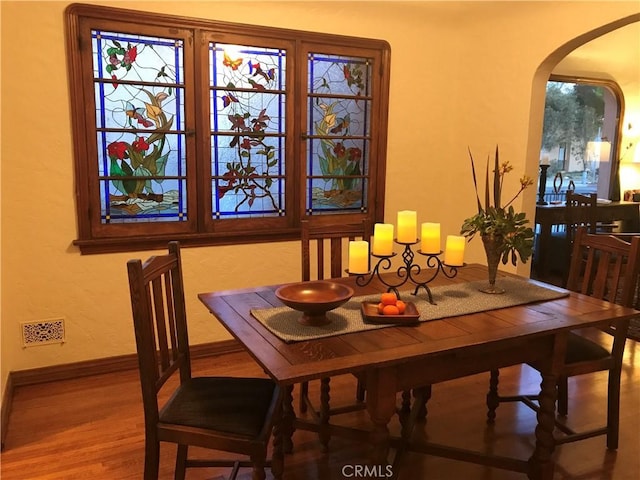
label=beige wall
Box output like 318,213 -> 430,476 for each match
2,1 -> 639,399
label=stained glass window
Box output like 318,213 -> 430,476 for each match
306,53 -> 371,215
92,30 -> 186,224
66,5 -> 390,253
209,43 -> 286,219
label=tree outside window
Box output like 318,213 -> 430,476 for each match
539,76 -> 623,200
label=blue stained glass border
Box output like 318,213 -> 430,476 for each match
209,43 -> 287,219
92,30 -> 187,224
306,52 -> 371,215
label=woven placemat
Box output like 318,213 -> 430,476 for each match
250,277 -> 569,343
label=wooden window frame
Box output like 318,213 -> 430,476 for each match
65,3 -> 390,254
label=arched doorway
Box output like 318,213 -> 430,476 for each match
520,14 -> 640,279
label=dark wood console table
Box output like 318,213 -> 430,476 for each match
534,201 -> 640,278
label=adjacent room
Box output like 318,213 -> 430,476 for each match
2,2 -> 639,479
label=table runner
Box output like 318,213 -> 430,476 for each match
250,277 -> 569,343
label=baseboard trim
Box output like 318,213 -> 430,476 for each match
1,373 -> 14,451
10,339 -> 241,387
0,339 -> 242,450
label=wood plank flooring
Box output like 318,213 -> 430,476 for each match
2,334 -> 639,480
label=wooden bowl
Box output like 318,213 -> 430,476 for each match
275,280 -> 354,327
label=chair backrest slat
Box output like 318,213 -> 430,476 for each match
164,272 -> 179,360
151,276 -> 171,370
316,238 -> 325,280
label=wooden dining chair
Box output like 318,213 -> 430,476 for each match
610,233 -> 640,309
564,192 -> 619,279
298,219 -> 370,448
127,241 -> 283,480
547,191 -> 615,286
486,227 -> 640,449
565,191 -> 597,234
298,219 -> 429,451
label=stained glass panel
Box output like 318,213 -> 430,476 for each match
308,54 -> 371,97
306,53 -> 371,215
210,43 -> 286,218
92,30 -> 186,224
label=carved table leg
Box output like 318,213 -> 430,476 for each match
282,385 -> 295,454
413,384 -> 431,421
366,368 -> 398,466
319,377 -> 331,451
528,332 -> 565,480
486,368 -> 500,424
399,390 -> 411,429
400,385 -> 430,433
528,371 -> 557,479
271,403 -> 284,480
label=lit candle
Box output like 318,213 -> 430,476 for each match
444,235 -> 465,266
348,240 -> 369,274
397,210 -> 417,243
372,223 -> 394,256
420,222 -> 441,254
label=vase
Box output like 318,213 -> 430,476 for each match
480,233 -> 506,294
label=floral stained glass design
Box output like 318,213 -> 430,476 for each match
306,53 -> 372,215
210,44 -> 286,219
92,30 -> 186,224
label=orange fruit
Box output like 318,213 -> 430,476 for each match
381,292 -> 398,305
382,304 -> 400,316
376,302 -> 385,314
395,300 -> 406,314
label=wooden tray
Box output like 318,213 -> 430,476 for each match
360,301 -> 420,325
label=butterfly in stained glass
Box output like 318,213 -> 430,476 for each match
125,102 -> 154,128
222,52 -> 243,70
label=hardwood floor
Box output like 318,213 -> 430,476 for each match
2,335 -> 639,480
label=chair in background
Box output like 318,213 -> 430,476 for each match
298,219 -> 370,448
565,191 -> 597,234
547,191 -> 597,286
298,219 -> 431,452
486,227 -> 640,449
301,219 -> 371,283
127,241 -> 282,480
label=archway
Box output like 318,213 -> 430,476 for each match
518,13 -> 640,277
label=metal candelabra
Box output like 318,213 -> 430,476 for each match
537,164 -> 550,205
349,239 -> 460,305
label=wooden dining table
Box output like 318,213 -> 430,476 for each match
198,264 -> 638,480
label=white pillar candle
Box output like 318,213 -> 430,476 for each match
444,235 -> 466,266
397,210 -> 417,243
348,240 -> 369,274
372,223 -> 394,256
420,222 -> 441,254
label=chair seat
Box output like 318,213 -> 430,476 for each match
160,377 -> 277,438
565,332 -> 611,363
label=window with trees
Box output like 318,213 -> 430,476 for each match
539,76 -> 623,201
66,4 -> 390,254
